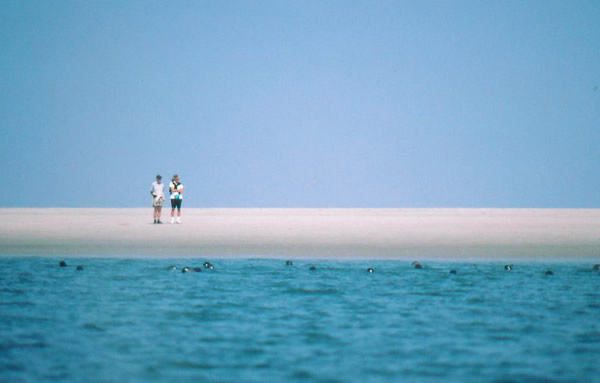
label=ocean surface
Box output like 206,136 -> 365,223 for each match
1,257 -> 599,383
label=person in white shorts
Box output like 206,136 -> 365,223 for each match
169,174 -> 183,224
150,175 -> 165,224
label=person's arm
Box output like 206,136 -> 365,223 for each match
150,184 -> 156,196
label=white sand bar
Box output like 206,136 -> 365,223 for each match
0,208 -> 599,258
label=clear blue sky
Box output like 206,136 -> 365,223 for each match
1,0 -> 599,207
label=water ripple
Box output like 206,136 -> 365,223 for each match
0,257 -> 598,383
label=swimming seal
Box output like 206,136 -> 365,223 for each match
367,267 -> 374,273
167,265 -> 177,271
76,265 -> 84,271
285,260 -> 293,266
59,260 -> 67,267
203,262 -> 214,270
593,264 -> 600,271
504,265 -> 513,271
309,266 -> 316,271
449,269 -> 457,274
545,270 -> 554,276
182,267 -> 191,273
411,261 -> 420,266
414,263 -> 423,269
193,267 -> 202,272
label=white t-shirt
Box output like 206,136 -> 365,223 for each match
169,181 -> 183,200
151,182 -> 165,198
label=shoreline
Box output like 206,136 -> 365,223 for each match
0,208 -> 599,259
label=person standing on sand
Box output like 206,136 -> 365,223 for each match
169,174 -> 183,224
150,175 -> 165,224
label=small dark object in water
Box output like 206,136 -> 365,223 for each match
182,267 -> 191,273
167,265 -> 177,271
285,260 -> 293,266
504,264 -> 513,271
59,260 -> 67,267
193,267 -> 202,272
545,270 -> 554,276
203,262 -> 214,270
414,263 -> 423,269
593,264 -> 600,271
367,267 -> 374,273
411,261 -> 420,266
449,269 -> 457,274
76,265 -> 84,271
309,266 -> 316,271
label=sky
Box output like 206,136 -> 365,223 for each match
1,0 -> 599,208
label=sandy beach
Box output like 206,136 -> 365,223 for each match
0,208 -> 599,258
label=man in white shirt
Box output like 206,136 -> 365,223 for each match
150,175 -> 165,224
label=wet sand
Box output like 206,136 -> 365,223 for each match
0,208 -> 599,258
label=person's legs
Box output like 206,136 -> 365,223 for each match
157,206 -> 162,223
171,200 -> 176,223
176,200 -> 182,223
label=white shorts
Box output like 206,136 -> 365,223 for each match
152,196 -> 164,207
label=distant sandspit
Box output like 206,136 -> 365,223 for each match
0,208 -> 599,259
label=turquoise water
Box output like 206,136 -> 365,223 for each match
1,257 -> 599,383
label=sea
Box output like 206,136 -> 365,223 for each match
1,257 -> 599,383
